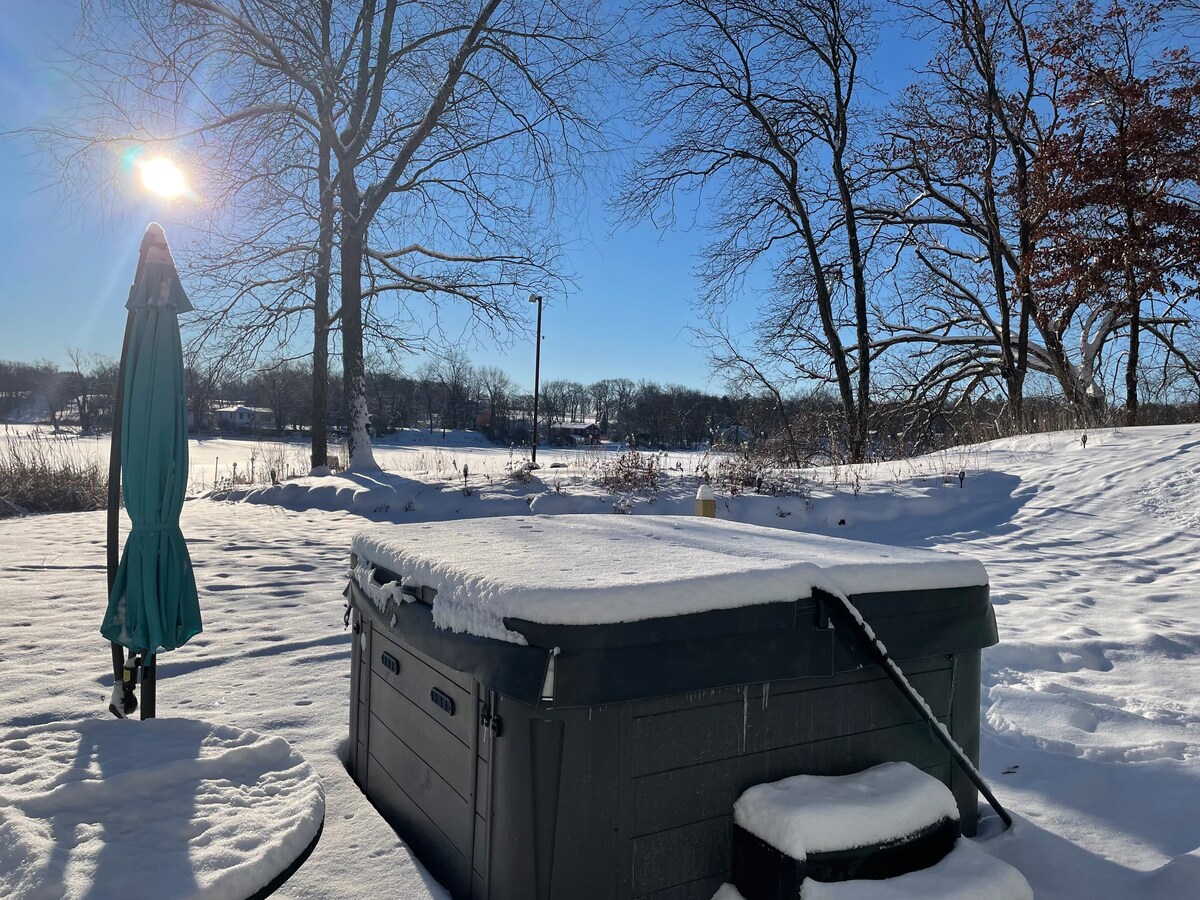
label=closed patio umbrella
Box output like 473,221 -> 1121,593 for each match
102,222 -> 201,719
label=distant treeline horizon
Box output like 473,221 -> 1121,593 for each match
6,353 -> 1200,465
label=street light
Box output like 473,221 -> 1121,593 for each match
529,293 -> 543,465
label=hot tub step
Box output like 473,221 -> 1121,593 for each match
796,838 -> 1033,900
732,762 -> 961,899
732,816 -> 959,899
719,839 -> 1032,900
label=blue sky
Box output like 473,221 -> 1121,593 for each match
0,3 -> 923,393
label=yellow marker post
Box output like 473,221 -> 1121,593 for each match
695,483 -> 716,517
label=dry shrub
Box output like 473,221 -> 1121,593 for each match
699,448 -> 807,498
508,461 -> 536,485
0,429 -> 107,517
251,440 -> 318,484
597,449 -> 661,496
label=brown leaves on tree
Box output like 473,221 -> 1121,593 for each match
1031,0 -> 1200,422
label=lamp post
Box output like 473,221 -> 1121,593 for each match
529,293 -> 543,465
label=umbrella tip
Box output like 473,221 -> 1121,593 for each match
141,222 -> 171,257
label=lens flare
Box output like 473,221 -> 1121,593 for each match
139,157 -> 187,198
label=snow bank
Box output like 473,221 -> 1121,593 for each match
733,762 -> 959,860
351,514 -> 987,639
0,718 -> 324,900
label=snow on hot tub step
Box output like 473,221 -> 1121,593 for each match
731,762 -> 961,899
717,840 -> 1034,900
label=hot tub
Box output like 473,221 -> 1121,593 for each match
344,515 -> 996,900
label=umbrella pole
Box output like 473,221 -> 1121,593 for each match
107,311 -> 137,717
141,655 -> 156,720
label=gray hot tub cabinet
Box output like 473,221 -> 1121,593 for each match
346,527 -> 997,900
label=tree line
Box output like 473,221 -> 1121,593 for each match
23,0 -> 1200,467
0,355 -> 119,433
10,346 -> 1196,465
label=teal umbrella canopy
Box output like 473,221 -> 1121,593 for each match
100,223 -> 201,655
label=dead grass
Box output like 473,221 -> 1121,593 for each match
0,428 -> 107,517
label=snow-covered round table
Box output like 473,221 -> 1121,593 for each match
0,718 -> 324,899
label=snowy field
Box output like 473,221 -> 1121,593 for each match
1,423 -> 1198,897
1,423 -> 694,493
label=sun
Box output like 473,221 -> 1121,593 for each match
139,157 -> 187,198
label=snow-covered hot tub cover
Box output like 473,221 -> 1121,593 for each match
350,515 -> 987,644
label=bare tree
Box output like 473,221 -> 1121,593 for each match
539,379 -> 573,430
608,377 -> 638,434
563,381 -> 589,422
880,0 -> 1046,424
477,365 -> 516,437
622,0 -> 880,461
433,348 -> 478,431
588,379 -> 613,432
32,363 -> 70,431
35,1 -> 340,464
33,0 -> 612,472
314,0 -> 608,468
184,346 -> 240,435
251,361 -> 309,435
701,324 -> 807,464
64,347 -> 117,433
414,361 -> 444,432
878,0 -> 1171,426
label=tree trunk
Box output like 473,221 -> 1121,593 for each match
832,144 -> 869,464
310,124 -> 333,472
983,154 -> 1027,431
339,170 -> 378,472
311,1 -> 334,473
1125,272 -> 1140,427
311,305 -> 330,469
795,205 -> 857,462
1038,322 -> 1104,424
1011,150 -> 1035,428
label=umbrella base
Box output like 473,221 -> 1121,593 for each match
107,682 -> 138,719
107,655 -> 140,719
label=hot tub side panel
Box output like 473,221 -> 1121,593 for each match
347,579 -> 991,900
481,654 -> 969,900
353,620 -> 482,897
347,605 -> 369,784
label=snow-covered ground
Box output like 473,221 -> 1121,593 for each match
0,423 -> 665,493
1,423 -> 1197,897
0,718 -> 324,899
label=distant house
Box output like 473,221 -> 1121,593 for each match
549,421 -> 600,446
216,405 -> 276,433
714,424 -> 751,446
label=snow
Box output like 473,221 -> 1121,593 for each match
0,423 -> 1198,898
0,718 -> 322,899
733,762 -> 959,859
797,838 -> 1033,900
0,500 -> 447,900
351,515 -> 987,640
